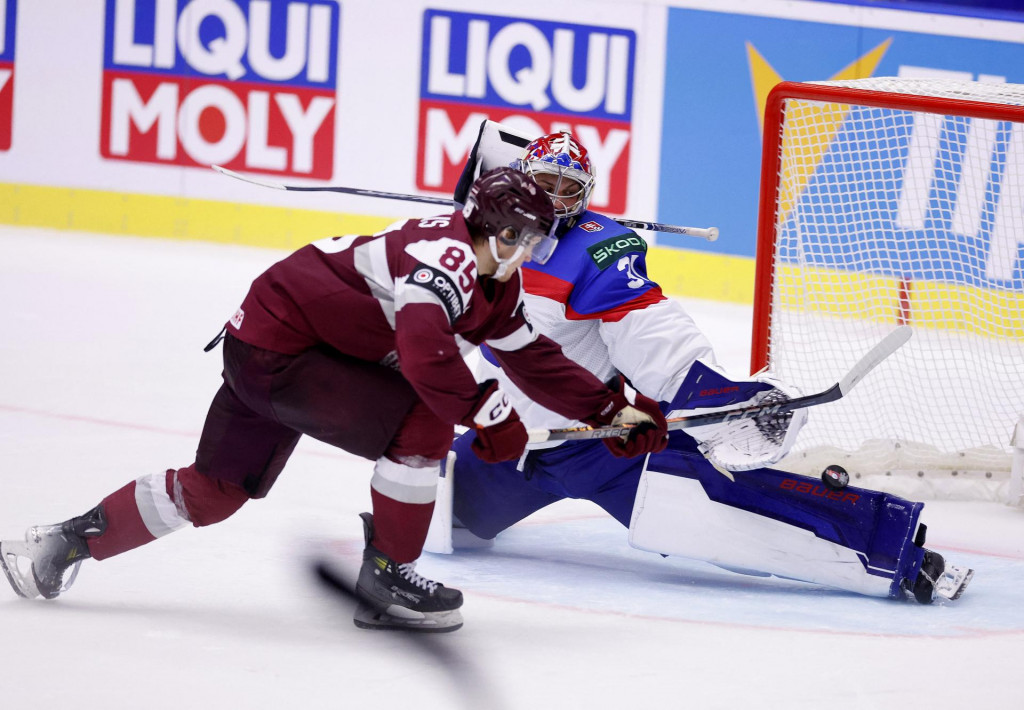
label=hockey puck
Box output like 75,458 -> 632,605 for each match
821,465 -> 850,490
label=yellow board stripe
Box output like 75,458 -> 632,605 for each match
646,245 -> 755,305
776,263 -> 1024,339
0,182 -> 758,304
0,182 -> 396,252
913,280 -> 1024,339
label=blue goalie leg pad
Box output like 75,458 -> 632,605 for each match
450,433 -> 646,539
644,447 -> 925,598
450,432 -> 562,540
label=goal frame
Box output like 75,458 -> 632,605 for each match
752,80 -> 1024,374
750,79 -> 1024,502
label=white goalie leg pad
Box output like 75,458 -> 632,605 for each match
423,451 -> 455,554
628,467 -> 893,598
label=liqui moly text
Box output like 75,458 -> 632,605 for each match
101,0 -> 339,177
418,10 -> 635,213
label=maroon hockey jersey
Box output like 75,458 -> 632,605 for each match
227,211 -> 611,426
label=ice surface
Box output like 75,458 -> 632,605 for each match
1,226 -> 1021,709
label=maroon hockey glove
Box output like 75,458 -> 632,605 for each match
584,375 -> 669,458
463,380 -> 529,464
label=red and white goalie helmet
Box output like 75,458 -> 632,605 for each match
512,131 -> 595,219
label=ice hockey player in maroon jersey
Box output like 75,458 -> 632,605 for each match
0,168 -> 668,632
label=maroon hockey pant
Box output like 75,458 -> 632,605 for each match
87,335 -> 452,563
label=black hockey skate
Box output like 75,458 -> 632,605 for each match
353,512 -> 464,632
0,506 -> 105,599
910,549 -> 974,604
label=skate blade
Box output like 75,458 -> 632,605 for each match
936,565 -> 974,602
353,601 -> 463,633
0,541 -> 42,599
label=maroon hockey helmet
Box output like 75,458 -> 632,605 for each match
462,167 -> 558,265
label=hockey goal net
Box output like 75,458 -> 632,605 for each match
752,78 -> 1024,502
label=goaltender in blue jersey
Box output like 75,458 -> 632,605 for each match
425,122 -> 973,604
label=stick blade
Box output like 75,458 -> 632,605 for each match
211,164 -> 287,190
313,558 -> 359,606
837,325 -> 913,395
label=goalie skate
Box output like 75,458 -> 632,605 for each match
910,549 -> 974,604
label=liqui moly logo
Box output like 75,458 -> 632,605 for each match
101,0 -> 339,177
418,10 -> 635,214
0,0 -> 16,152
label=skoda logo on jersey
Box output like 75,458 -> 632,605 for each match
0,0 -> 16,152
100,0 -> 340,178
587,233 -> 647,271
417,9 -> 636,214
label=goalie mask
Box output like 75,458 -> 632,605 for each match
512,131 -> 595,222
463,167 -> 558,277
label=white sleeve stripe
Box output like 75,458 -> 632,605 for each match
484,322 -> 537,352
312,234 -> 361,254
396,282 -> 458,323
134,471 -> 189,538
355,238 -> 396,329
454,333 -> 476,357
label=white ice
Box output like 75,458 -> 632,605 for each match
1,225 -> 1022,709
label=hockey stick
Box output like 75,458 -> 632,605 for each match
528,326 -> 913,444
211,165 -> 720,241
213,165 -> 455,207
613,218 -> 718,240
312,556 -> 512,707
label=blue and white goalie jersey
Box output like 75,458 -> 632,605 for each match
479,211 -> 715,438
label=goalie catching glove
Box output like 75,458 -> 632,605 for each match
584,375 -> 669,458
463,379 -> 529,464
667,360 -> 807,471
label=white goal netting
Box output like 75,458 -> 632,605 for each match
757,78 -> 1024,501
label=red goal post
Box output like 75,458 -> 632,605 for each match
751,78 -> 1024,502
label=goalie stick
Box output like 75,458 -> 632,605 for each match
528,326 -> 913,444
211,165 -> 720,241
